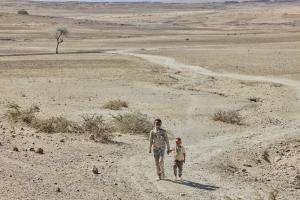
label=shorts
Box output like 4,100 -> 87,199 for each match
153,148 -> 165,158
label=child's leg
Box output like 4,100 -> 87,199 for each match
173,160 -> 178,177
178,161 -> 183,177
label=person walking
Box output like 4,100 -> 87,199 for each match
173,137 -> 186,181
149,119 -> 171,180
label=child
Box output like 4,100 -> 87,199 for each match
173,137 -> 186,181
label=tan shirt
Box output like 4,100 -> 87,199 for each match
174,145 -> 186,161
149,128 -> 170,150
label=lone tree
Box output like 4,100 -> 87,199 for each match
55,27 -> 69,54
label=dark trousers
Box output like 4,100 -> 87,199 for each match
173,160 -> 184,177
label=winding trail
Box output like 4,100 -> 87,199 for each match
124,52 -> 300,98
116,50 -> 300,199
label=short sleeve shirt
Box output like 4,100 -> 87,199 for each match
174,146 -> 185,161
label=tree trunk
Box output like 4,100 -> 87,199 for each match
56,42 -> 59,54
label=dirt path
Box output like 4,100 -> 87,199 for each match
124,52 -> 300,98
116,51 -> 300,199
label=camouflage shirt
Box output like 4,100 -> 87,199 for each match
149,128 -> 170,150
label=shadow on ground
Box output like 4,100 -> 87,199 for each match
164,179 -> 219,191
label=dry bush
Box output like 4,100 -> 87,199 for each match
6,103 -> 40,124
213,110 -> 243,125
4,104 -> 113,143
103,100 -> 128,110
81,115 -> 113,143
17,9 -> 29,15
32,117 -> 80,134
112,112 -> 152,135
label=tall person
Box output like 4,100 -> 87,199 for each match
149,119 -> 171,180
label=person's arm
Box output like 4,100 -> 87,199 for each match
149,131 -> 153,153
165,131 -> 171,153
183,147 -> 186,163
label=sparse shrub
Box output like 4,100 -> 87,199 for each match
112,112 -> 152,135
213,110 -> 243,125
17,9 -> 29,15
32,117 -> 80,134
4,104 -> 112,143
4,104 -> 156,143
81,115 -> 113,143
103,100 -> 128,110
6,103 -> 39,124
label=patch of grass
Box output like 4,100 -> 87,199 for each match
103,100 -> 128,110
213,110 -> 243,125
112,112 -> 152,135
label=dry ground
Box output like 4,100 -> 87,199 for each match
0,1 -> 300,200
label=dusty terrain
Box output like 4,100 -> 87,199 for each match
0,1 -> 299,199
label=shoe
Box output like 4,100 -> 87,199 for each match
173,176 -> 177,181
156,174 -> 162,181
179,176 -> 183,181
161,174 -> 165,180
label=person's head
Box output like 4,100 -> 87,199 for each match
154,118 -> 162,129
176,137 -> 182,146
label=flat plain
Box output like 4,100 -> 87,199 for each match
0,1 -> 299,199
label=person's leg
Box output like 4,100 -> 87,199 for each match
159,154 -> 165,178
173,160 -> 178,178
178,161 -> 183,178
154,149 -> 161,178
